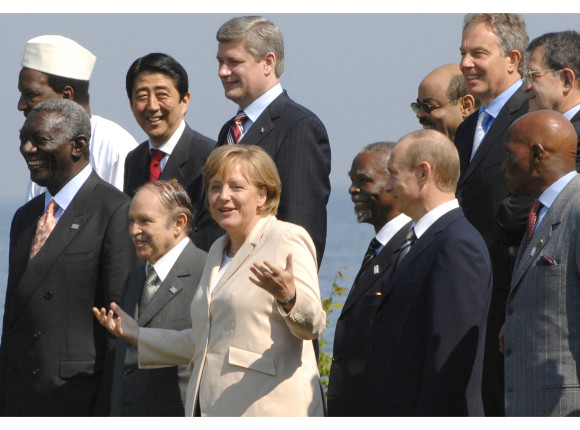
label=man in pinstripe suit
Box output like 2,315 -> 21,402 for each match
501,110 -> 580,416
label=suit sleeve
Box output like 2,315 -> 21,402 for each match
274,116 -> 331,267
417,233 -> 492,415
275,225 -> 326,340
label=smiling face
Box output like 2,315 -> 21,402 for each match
17,68 -> 62,118
460,22 -> 519,107
19,110 -> 78,195
524,46 -> 563,112
348,152 -> 394,230
130,72 -> 190,148
208,163 -> 266,247
217,39 -> 275,109
128,187 -> 181,264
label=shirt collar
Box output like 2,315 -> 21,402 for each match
563,103 -> 580,121
148,236 -> 190,283
45,163 -> 92,212
375,213 -> 412,246
538,171 -> 578,210
148,120 -> 186,155
243,83 -> 283,123
481,79 -> 523,119
413,199 -> 460,239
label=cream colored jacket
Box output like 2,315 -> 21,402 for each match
138,215 -> 326,416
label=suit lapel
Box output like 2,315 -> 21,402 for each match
342,221 -> 412,314
509,175 -> 580,298
6,172 -> 100,327
160,125 -> 192,183
240,92 -> 288,148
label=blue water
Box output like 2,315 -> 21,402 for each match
0,188 -> 373,352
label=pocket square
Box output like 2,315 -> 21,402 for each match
536,255 -> 557,266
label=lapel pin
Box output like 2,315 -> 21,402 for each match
529,239 -> 544,257
260,127 -> 265,133
375,292 -> 382,295
172,178 -> 178,183
169,286 -> 178,294
71,223 -> 79,229
373,265 -> 379,274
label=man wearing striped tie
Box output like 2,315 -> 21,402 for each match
215,16 -> 331,268
123,53 -> 221,252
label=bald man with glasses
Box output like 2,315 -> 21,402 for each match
412,64 -> 478,142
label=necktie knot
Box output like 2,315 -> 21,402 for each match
395,227 -> 417,269
149,149 -> 165,182
140,266 -> 160,309
524,200 -> 543,248
471,111 -> 491,160
227,111 -> 248,145
30,199 -> 59,260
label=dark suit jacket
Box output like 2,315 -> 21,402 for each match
454,86 -> 530,416
363,208 -> 492,416
124,123 -> 222,252
108,240 -> 207,416
326,220 -> 412,416
217,90 -> 331,268
571,109 -> 580,172
0,172 -> 138,416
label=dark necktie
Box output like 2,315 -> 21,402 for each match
140,266 -> 159,310
524,200 -> 543,248
227,111 -> 248,145
360,237 -> 382,271
395,227 -> 417,269
149,149 -> 164,182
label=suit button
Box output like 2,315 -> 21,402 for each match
124,369 -> 132,376
505,348 -> 512,356
332,355 -> 339,362
33,331 -> 42,339
194,226 -> 199,232
44,291 -> 53,300
32,368 -> 40,376
506,307 -> 513,316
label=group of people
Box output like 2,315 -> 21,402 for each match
1,12 -> 580,418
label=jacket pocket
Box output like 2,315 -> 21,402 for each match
60,359 -> 97,379
228,345 -> 276,376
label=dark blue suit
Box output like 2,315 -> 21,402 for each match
363,208 -> 492,416
218,90 -> 331,267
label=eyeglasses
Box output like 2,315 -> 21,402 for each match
410,98 -> 459,114
523,68 -> 562,84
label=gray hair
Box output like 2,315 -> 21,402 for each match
217,16 -> 284,77
463,13 -> 528,76
360,141 -> 396,163
528,31 -> 580,82
31,98 -> 91,157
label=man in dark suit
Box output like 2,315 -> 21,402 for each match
123,53 -> 222,252
107,181 -> 207,416
327,142 -> 411,416
501,111 -> 580,416
215,16 -> 331,267
363,130 -> 492,416
523,31 -> 580,172
454,13 -> 530,416
0,99 -> 138,416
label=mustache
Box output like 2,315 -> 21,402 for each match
133,234 -> 151,243
419,118 -> 434,127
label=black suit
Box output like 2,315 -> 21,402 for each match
218,90 -> 331,267
454,86 -> 530,416
108,240 -> 207,416
0,172 -> 138,416
124,124 -> 222,252
327,220 -> 412,416
570,109 -> 580,172
364,208 -> 492,416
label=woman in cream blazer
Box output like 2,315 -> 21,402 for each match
94,145 -> 326,416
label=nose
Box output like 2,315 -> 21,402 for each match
129,220 -> 141,237
348,182 -> 359,196
20,140 -> 36,155
522,79 -> 532,92
416,108 -> 427,120
385,176 -> 393,193
460,54 -> 473,70
146,94 -> 160,112
218,62 -> 231,78
17,95 -> 30,116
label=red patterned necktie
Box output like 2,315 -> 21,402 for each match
227,111 -> 248,145
30,200 -> 58,260
149,149 -> 164,182
524,200 -> 543,248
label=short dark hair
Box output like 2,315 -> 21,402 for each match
528,31 -> 580,82
35,69 -> 91,106
125,53 -> 189,100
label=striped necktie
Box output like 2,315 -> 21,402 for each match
395,227 -> 417,269
140,266 -> 159,309
30,199 -> 58,260
471,111 -> 491,160
227,111 -> 248,145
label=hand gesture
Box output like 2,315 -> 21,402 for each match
92,302 -> 139,346
250,253 -> 297,310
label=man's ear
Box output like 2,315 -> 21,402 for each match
507,49 -> 522,75
263,52 -> 276,77
62,85 -> 74,100
71,135 -> 89,159
561,68 -> 576,95
460,94 -> 476,119
531,143 -> 544,165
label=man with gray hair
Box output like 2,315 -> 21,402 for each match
524,31 -> 580,171
0,99 -> 138,415
215,16 -> 331,268
454,13 -> 531,416
18,35 -> 138,200
327,142 -> 412,416
413,64 -> 478,142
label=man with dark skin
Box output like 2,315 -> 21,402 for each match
327,142 -> 412,416
500,110 -> 580,416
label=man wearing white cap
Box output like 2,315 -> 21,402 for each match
18,34 -> 138,200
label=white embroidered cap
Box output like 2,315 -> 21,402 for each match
21,35 -> 97,81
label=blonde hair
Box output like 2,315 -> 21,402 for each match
203,145 -> 281,216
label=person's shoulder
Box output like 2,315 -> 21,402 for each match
89,174 -> 131,206
183,124 -> 216,147
13,194 -> 44,219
